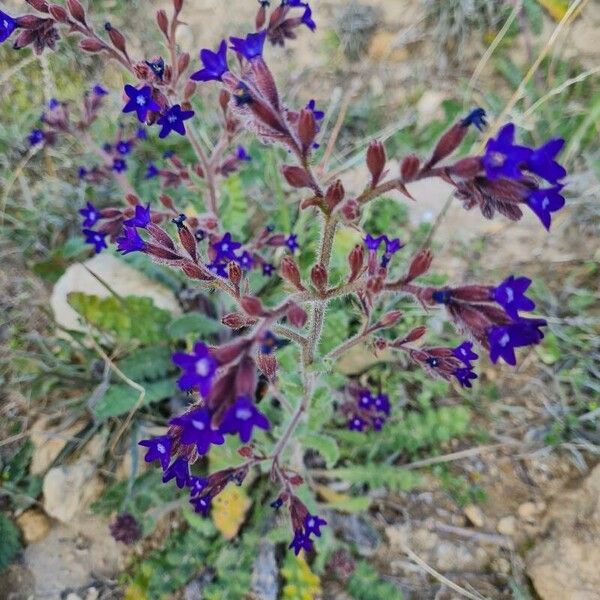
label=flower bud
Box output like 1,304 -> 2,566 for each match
156,9 -> 169,36
211,340 -> 250,366
240,295 -> 265,317
181,261 -> 213,281
447,156 -> 483,179
256,3 -> 267,29
228,261 -> 242,286
159,194 -> 175,211
310,263 -> 328,291
325,179 -> 345,212
300,196 -> 323,211
177,225 -> 197,262
287,303 -> 308,328
238,446 -> 253,458
282,165 -> 312,189
99,208 -> 122,218
66,0 -> 86,24
147,223 -> 176,250
125,193 -> 139,206
340,198 -> 360,223
400,154 -> 420,182
281,256 -> 305,291
79,37 -> 105,52
427,122 -> 467,168
15,15 -> 48,29
13,30 -> 36,50
173,0 -> 184,13
26,0 -> 50,12
257,353 -> 278,381
145,243 -> 182,261
366,140 -> 386,188
373,337 -> 388,352
222,312 -> 255,329
348,244 -> 364,282
178,52 -> 190,74
106,24 -> 128,56
298,109 -> 317,153
183,81 -> 196,101
450,285 -> 493,302
235,356 -> 256,397
379,310 -> 403,328
406,249 -> 433,282
48,4 -> 68,21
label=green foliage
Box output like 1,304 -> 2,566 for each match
326,464 -> 420,493
117,346 -> 175,382
68,293 -> 172,345
166,313 -> 222,340
299,432 -> 340,468
0,440 -> 43,511
219,174 -> 248,239
0,514 -> 21,572
319,301 -> 351,355
347,561 -> 403,600
281,551 -> 322,600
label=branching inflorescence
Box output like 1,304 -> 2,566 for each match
3,0 -> 568,556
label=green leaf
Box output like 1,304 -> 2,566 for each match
347,561 -> 403,600
93,377 -> 177,420
117,346 -> 175,382
219,174 -> 247,239
167,312 -> 222,340
299,432 -> 340,468
326,464 -> 420,493
68,293 -> 172,345
326,495 -> 372,513
0,514 -> 21,571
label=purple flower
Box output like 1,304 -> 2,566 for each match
162,457 -> 190,488
219,396 -> 270,443
79,202 -> 99,228
289,530 -> 313,555
145,163 -> 159,179
527,138 -> 566,184
303,513 -> 327,537
191,40 -> 229,82
28,129 -> 44,146
453,341 -> 478,368
78,166 -> 88,179
453,367 -> 477,388
306,99 -> 324,121
262,263 -> 275,277
172,341 -> 217,395
116,140 -> 132,155
285,234 -> 300,253
236,251 -> 254,271
230,30 -> 267,60
93,84 -> 108,96
212,232 -> 241,261
236,145 -> 252,161
1,11 -> 17,44
48,98 -> 60,110
188,476 -> 209,498
461,107 -> 487,131
103,143 -> 113,153
136,127 -> 147,139
364,234 -> 385,251
357,389 -> 373,409
208,262 -> 229,278
190,494 -> 212,516
348,416 -> 366,431
527,185 -> 565,231
124,203 -> 151,228
112,158 -> 127,173
373,393 -> 390,416
83,229 -> 107,253
487,317 -> 547,366
493,275 -> 535,319
116,226 -> 145,255
170,408 -> 224,455
139,435 -> 172,470
145,57 -> 165,80
260,331 -> 282,355
373,416 -> 386,431
122,85 -> 161,123
301,5 -> 316,31
157,104 -> 195,138
384,237 -> 403,255
482,124 -> 532,180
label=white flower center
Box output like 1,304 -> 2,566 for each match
490,151 -> 505,167
192,419 -> 205,430
542,196 -> 550,210
235,408 -> 253,420
500,332 -> 510,347
196,358 -> 210,376
505,287 -> 514,303
157,443 -> 166,454
221,243 -> 229,251
136,96 -> 146,106
307,518 -> 315,527
94,235 -> 102,242
168,115 -> 177,123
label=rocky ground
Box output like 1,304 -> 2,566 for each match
2,1 -> 599,599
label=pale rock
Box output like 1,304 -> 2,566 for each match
50,254 -> 181,333
30,417 -> 86,475
463,504 -> 485,528
497,516 -> 517,536
416,90 -> 447,122
518,501 -> 545,523
17,509 -> 52,544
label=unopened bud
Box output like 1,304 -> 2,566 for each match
177,226 -> 197,262
366,140 -> 386,188
26,0 -> 50,12
281,256 -> 305,291
447,156 -> 482,179
255,4 -> 267,29
182,261 -> 213,281
340,198 -> 360,223
325,179 -> 344,211
298,109 -> 317,153
240,295 -> 265,317
379,310 -> 403,328
348,244 -> 364,282
66,0 -> 86,24
310,263 -> 327,291
159,194 -> 175,211
400,154 -> 420,182
406,249 -> 433,282
178,52 -> 190,74
219,89 -> 230,113
173,0 -> 184,13
228,261 -> 242,286
222,312 -> 255,329
48,4 -> 68,21
287,303 -> 308,328
257,353 -> 278,381
107,24 -> 128,56
80,38 -> 105,52
427,123 -> 467,168
183,81 -> 196,101
156,10 -> 169,36
282,165 -> 311,189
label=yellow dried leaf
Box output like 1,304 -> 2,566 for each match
211,483 -> 252,540
123,584 -> 147,600
536,0 -> 569,21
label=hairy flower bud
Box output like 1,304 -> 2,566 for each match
16,15 -> 48,29
447,156 -> 483,179
282,165 -> 312,189
26,0 -> 50,12
287,303 -> 308,328
159,194 -> 175,211
340,199 -> 360,223
393,325 -> 427,347
79,37 -> 105,52
228,261 -> 242,286
255,3 -> 267,29
378,310 -> 403,329
66,0 -> 86,24
177,225 -> 197,262
406,249 -> 433,282
181,261 -> 213,281
348,244 -> 364,282
173,0 -> 184,13
106,23 -> 128,56
219,89 -> 230,113
257,353 -> 278,381
178,52 -> 190,74
183,81 -> 196,102
240,295 -> 265,317
400,154 -> 420,182
325,179 -> 344,212
281,256 -> 305,291
147,223 -> 176,250
48,4 -> 68,21
156,9 -> 169,36
427,122 -> 468,168
222,312 -> 256,329
298,109 -> 317,154
311,263 -> 328,291
366,140 -> 386,188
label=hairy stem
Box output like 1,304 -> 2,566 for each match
187,128 -> 218,214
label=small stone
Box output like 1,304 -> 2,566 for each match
518,501 -> 545,522
497,516 -> 517,536
463,504 -> 485,528
43,461 -> 96,523
17,509 -> 52,544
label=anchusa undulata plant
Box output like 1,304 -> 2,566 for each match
4,0 -> 568,557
